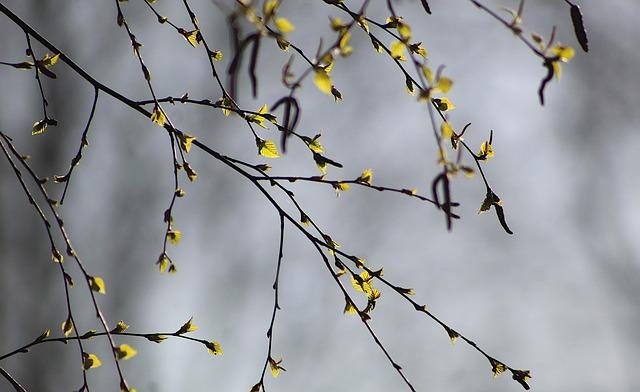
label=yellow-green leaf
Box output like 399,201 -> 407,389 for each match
167,229 -> 182,245
158,255 -> 169,273
113,320 -> 130,333
62,318 -> 74,337
205,341 -> 223,356
390,41 -> 407,61
338,31 -> 352,56
314,70 -> 332,95
333,182 -> 350,191
275,17 -> 295,33
211,50 -> 223,62
490,358 -> 507,378
436,77 -> 453,93
323,234 -> 339,255
406,76 -> 415,95
300,212 -> 310,226
52,248 -> 64,264
82,352 -> 102,370
176,317 -> 198,334
182,30 -> 200,47
331,86 -> 343,102
32,120 -> 47,135
445,326 -> 459,344
478,141 -> 494,159
276,36 -> 290,51
343,299 -> 357,314
249,104 -> 271,128
184,162 -> 198,182
308,135 -> 324,153
356,168 -> 373,185
257,138 -> 280,158
35,329 -> 51,342
146,334 -> 167,343
433,97 -> 455,111
264,0 -> 279,19
150,105 -> 166,127
179,133 -> 196,153
397,22 -> 411,41
41,53 -> 60,67
268,357 -> 286,378
551,44 -> 575,62
89,276 -> 106,294
330,16 -> 344,31
423,65 -> 433,83
217,96 -> 232,116
552,61 -> 562,79
441,122 -> 454,139
357,16 -> 369,33
115,344 -> 138,360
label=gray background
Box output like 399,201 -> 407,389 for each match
1,0 -> 638,391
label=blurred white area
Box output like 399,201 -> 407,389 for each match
1,0 -> 639,391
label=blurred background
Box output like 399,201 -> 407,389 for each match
1,0 -> 638,391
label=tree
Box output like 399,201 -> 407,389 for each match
0,0 -> 590,391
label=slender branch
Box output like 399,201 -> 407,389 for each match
59,86 -> 99,204
0,135 -> 89,388
255,213 -> 286,391
0,367 -> 27,392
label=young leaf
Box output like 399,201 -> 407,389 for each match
89,276 -> 106,294
181,29 -> 200,47
112,320 -> 130,333
158,254 -> 169,273
115,344 -> 138,360
184,163 -> 198,182
256,138 -> 280,158
356,168 -> 373,185
441,122 -> 454,139
268,357 -> 286,378
344,299 -> 358,314
444,326 -> 459,344
511,369 -> 532,390
176,317 -> 198,334
150,105 -> 166,127
32,120 -> 48,135
551,44 -> 575,63
390,41 -> 407,61
331,86 -> 343,102
146,334 -> 167,343
436,77 -> 453,93
210,50 -> 223,61
52,248 -> 64,264
333,182 -> 350,192
167,229 -> 182,245
489,357 -> 507,378
249,104 -> 271,128
34,329 -> 51,343
275,17 -> 295,33
82,352 -> 102,370
478,141 -> 494,159
178,133 -> 196,153
205,341 -> 223,355
433,97 -> 455,111
307,134 -> 324,153
61,318 -> 74,337
314,69 -> 332,95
